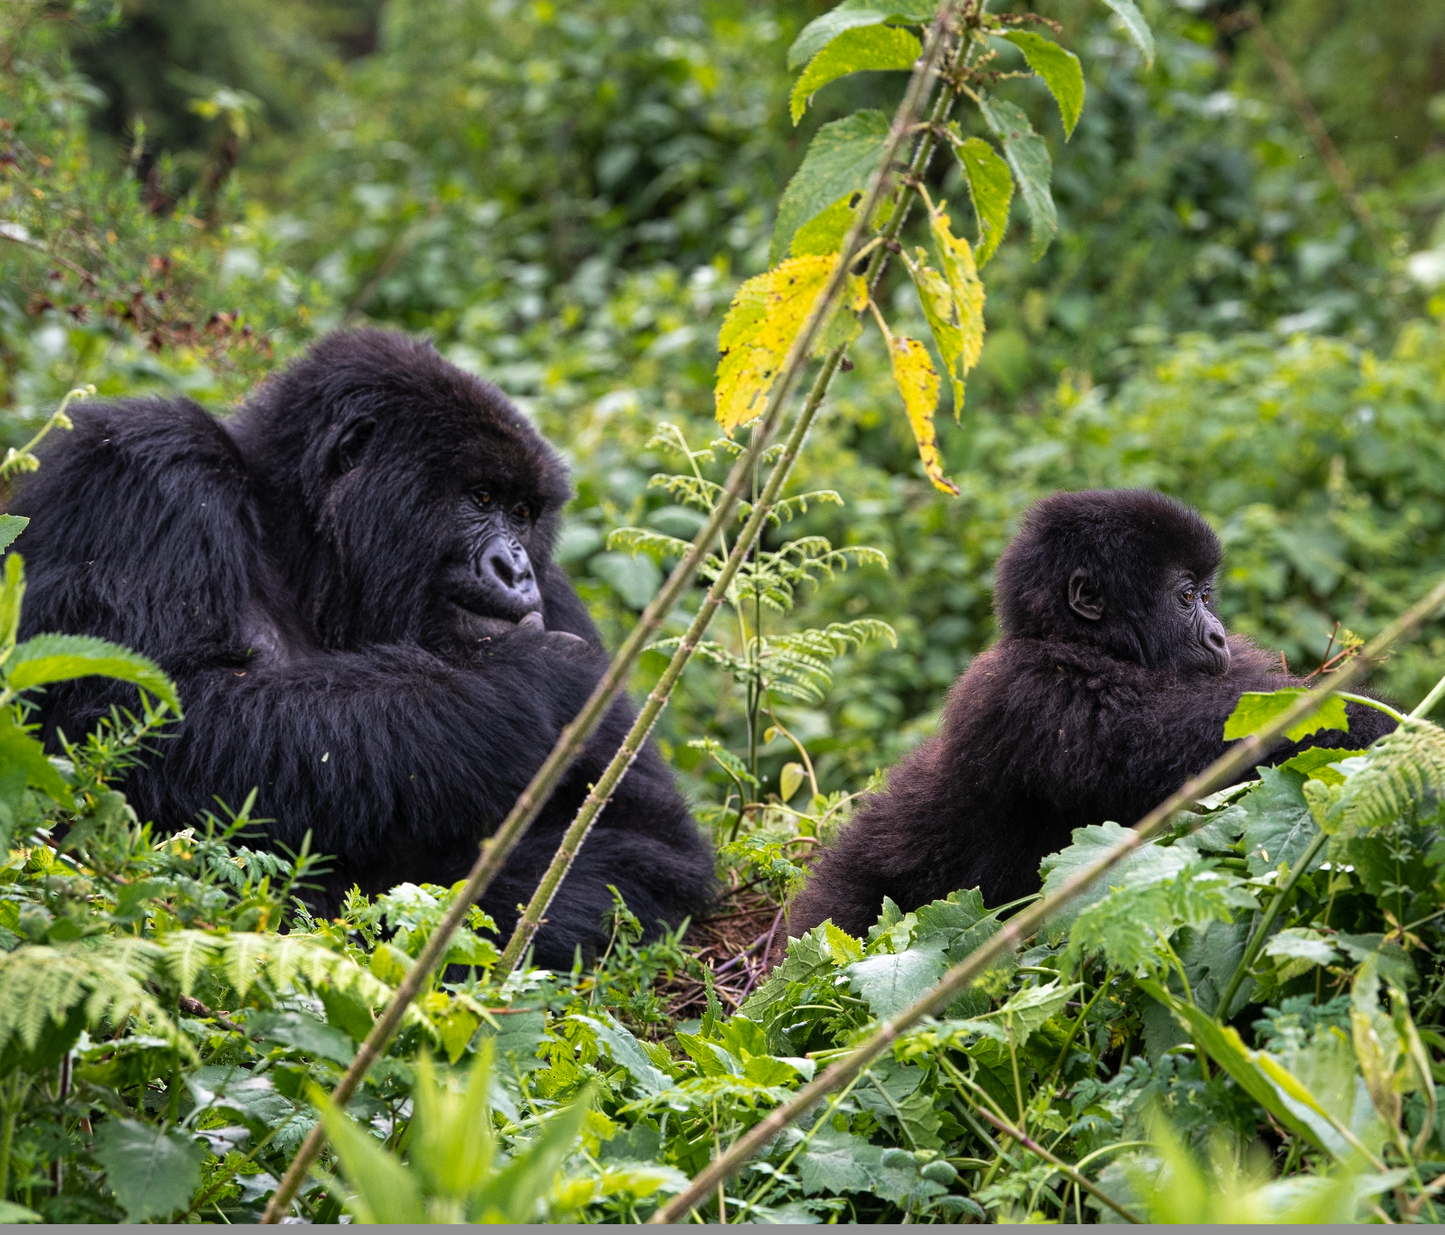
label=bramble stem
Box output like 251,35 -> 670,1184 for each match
648,570 -> 1445,1223
259,5 -> 964,1223
493,3 -> 968,977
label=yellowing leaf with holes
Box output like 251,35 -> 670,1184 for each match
716,255 -> 864,433
885,329 -> 957,495
901,249 -> 962,408
929,201 -> 985,414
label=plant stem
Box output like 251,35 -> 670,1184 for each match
1411,668 -> 1445,720
648,569 -> 1445,1222
1216,825 -> 1330,1019
494,7 -> 966,978
259,7 -> 960,1223
972,1105 -> 1142,1224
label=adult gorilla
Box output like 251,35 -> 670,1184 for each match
12,330 -> 713,964
789,489 -> 1397,937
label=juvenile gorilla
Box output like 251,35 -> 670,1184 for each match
12,330 -> 713,964
789,489 -> 1396,937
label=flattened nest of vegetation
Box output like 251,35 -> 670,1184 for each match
663,881 -> 786,1022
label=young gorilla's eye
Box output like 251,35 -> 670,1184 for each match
1182,588 -> 1195,605
475,490 -> 492,507
512,502 -> 532,521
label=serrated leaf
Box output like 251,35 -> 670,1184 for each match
0,554 -> 25,659
716,255 -> 865,433
928,201 -> 985,414
978,97 -> 1057,260
772,110 -> 890,264
1098,0 -> 1155,66
791,25 -> 921,124
1001,31 -> 1084,138
946,131 -> 1012,265
0,516 -> 28,556
92,1119 -> 205,1222
787,0 -> 937,70
792,192 -> 861,257
7,633 -> 182,714
845,942 -> 948,1018
1223,688 -> 1349,742
1240,766 -> 1325,877
882,327 -> 958,495
0,711 -> 72,808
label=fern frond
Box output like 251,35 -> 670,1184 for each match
606,527 -> 694,561
648,473 -> 724,514
1339,717 -> 1445,832
161,930 -> 221,996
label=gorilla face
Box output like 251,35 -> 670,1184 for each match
1167,569 -> 1229,675
231,331 -> 570,651
445,484 -> 545,623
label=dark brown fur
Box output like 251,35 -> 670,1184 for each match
788,489 -> 1395,938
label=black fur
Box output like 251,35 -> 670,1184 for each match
789,489 -> 1396,937
11,329 -> 714,965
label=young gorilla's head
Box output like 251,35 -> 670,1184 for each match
994,489 -> 1230,674
232,329 -> 570,649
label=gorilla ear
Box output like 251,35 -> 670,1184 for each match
335,419 -> 377,474
1068,570 -> 1105,621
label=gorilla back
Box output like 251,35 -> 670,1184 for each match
11,329 -> 714,965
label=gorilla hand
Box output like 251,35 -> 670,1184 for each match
459,608 -> 589,652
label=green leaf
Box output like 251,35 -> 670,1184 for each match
0,516 -> 28,556
1223,688 -> 1349,742
1000,31 -> 1084,138
1264,928 -> 1341,968
0,554 -> 25,660
92,1119 -> 205,1222
0,711 -> 72,809
0,1202 -> 40,1223
318,1095 -> 428,1223
797,1123 -> 922,1203
787,0 -> 936,70
791,25 -> 921,124
1098,0 -> 1155,66
791,192 -> 862,257
946,130 -> 1012,265
573,1013 -> 674,1096
978,97 -> 1056,260
844,941 -> 948,1018
772,110 -> 890,264
780,761 -> 805,802
1240,766 -> 1326,877
7,633 -> 182,714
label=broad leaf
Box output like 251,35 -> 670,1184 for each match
791,25 -> 920,124
1001,31 -> 1084,137
7,633 -> 181,714
928,201 -> 985,414
92,1119 -> 205,1222
1223,688 -> 1349,742
772,110 -> 890,264
0,515 -> 28,556
946,130 -> 1012,264
845,942 -> 948,1019
716,255 -> 865,433
0,712 -> 72,809
979,97 -> 1056,260
1240,766 -> 1325,877
787,0 -> 936,70
1264,928 -> 1341,967
0,554 -> 24,660
1098,0 -> 1155,66
797,1123 -> 922,1203
792,192 -> 861,257
884,328 -> 957,495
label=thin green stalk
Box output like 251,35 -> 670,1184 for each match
1410,668 -> 1445,720
648,569 -> 1445,1222
1216,825 -> 1330,1019
494,13 -> 967,976
259,7 -> 963,1222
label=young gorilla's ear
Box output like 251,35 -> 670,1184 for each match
1068,569 -> 1105,621
335,419 -> 376,474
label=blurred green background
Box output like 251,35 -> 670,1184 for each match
5,0 -> 1445,812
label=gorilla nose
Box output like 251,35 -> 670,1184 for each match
1206,626 -> 1230,671
481,541 -> 540,605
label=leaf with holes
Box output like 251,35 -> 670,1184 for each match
716,255 -> 865,433
772,110 -> 890,263
928,200 -> 985,414
979,97 -> 1056,260
882,326 -> 957,495
790,25 -> 921,124
1001,31 -> 1084,137
946,130 -> 1012,264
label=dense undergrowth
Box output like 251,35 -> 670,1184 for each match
6,0 -> 1445,1224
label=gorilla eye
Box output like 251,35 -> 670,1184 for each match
512,502 -> 532,521
475,490 -> 492,507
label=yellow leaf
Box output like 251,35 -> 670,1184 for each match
901,247 -> 963,408
928,202 -> 985,418
885,329 -> 958,495
779,761 -> 805,802
715,255 -> 866,433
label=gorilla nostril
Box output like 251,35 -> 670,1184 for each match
488,550 -> 517,587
